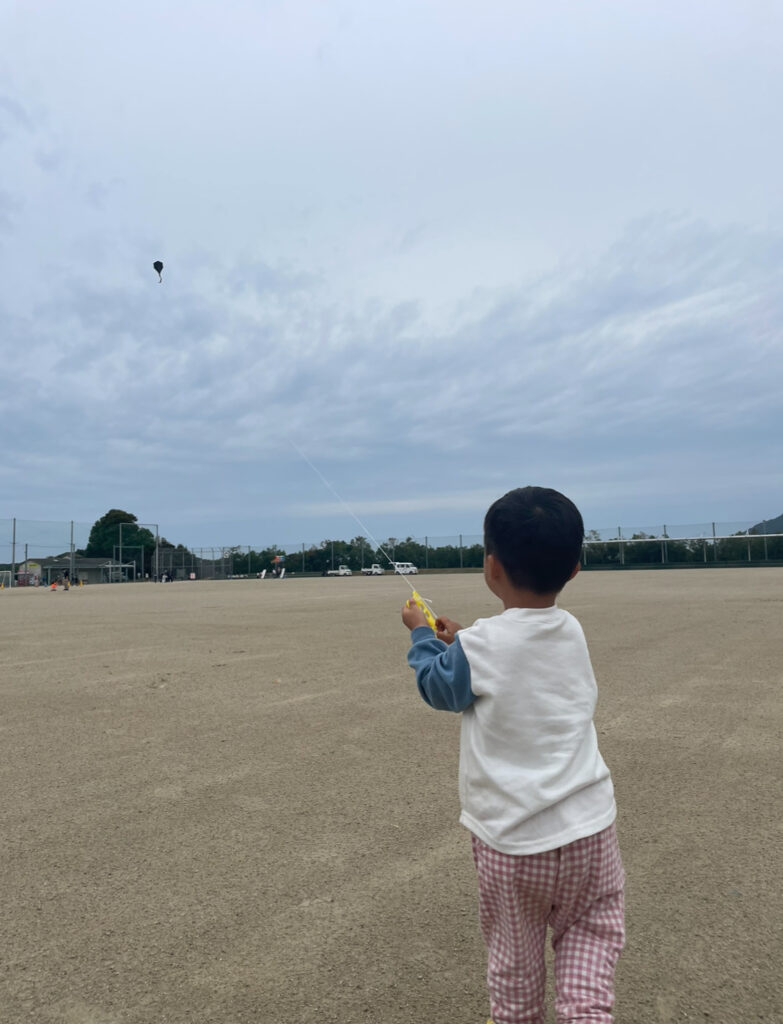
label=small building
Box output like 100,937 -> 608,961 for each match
17,556 -> 132,585
14,560 -> 44,586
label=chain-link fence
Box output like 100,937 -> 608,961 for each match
0,519 -> 91,586
0,518 -> 164,585
2,518 -> 782,585
581,521 -> 783,567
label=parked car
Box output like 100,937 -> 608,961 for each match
326,565 -> 352,576
391,562 -> 418,574
361,564 -> 385,575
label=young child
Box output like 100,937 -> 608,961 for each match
401,486 -> 624,1024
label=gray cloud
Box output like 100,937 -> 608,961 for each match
1,2 -> 781,542
0,189 -> 21,232
2,215 -> 780,542
0,95 -> 33,143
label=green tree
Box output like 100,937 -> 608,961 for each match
623,532 -> 664,564
84,510 -> 156,574
582,530 -> 620,566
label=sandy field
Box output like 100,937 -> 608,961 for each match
1,569 -> 781,1024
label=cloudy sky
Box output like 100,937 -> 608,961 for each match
2,1 -> 781,549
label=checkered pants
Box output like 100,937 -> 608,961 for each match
471,823 -> 625,1024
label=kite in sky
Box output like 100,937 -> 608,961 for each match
153,260 -> 164,283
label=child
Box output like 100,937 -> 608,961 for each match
401,486 -> 624,1024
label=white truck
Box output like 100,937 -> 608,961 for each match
361,564 -> 385,576
326,565 -> 352,576
392,562 -> 419,574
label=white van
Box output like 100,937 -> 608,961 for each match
392,562 -> 418,574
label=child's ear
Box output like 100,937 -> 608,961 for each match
485,552 -> 503,580
567,561 -> 581,581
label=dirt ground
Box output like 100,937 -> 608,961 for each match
1,569 -> 781,1024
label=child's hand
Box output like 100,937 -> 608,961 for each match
401,598 -> 429,631
435,616 -> 462,645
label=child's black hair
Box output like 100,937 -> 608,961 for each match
483,486 -> 584,594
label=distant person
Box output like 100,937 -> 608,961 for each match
401,486 -> 625,1024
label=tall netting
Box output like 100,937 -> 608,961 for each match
2,517 -> 782,584
0,519 -> 93,584
582,521 -> 783,566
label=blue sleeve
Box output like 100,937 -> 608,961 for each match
407,626 -> 476,712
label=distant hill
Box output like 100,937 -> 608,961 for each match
750,513 -> 783,534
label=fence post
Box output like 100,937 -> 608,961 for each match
11,517 -> 16,587
618,527 -> 624,566
302,543 -> 305,573
425,536 -> 429,570
763,522 -> 768,561
459,534 -> 463,569
712,523 -> 717,562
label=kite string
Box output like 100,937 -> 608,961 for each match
288,439 -> 428,605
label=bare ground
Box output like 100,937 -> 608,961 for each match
1,569 -> 781,1024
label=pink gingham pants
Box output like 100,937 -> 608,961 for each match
471,823 -> 625,1024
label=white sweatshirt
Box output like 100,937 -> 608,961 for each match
407,606 -> 616,855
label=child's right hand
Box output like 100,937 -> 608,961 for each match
435,616 -> 462,645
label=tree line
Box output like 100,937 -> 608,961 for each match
80,509 -> 486,576
582,530 -> 783,565
79,510 -> 783,578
